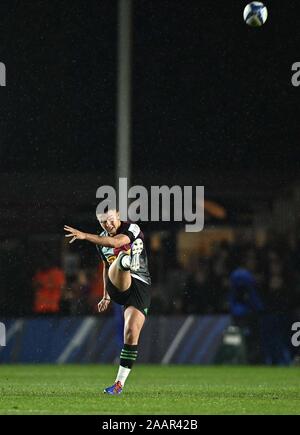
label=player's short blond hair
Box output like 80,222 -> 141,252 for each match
96,209 -> 120,223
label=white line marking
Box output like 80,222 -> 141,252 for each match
56,317 -> 97,364
161,316 -> 195,364
0,320 -> 24,351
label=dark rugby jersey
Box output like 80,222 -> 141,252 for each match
96,222 -> 151,285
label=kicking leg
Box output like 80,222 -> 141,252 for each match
108,254 -> 132,291
108,238 -> 144,292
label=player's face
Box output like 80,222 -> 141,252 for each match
98,211 -> 121,236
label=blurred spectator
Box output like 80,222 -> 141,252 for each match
60,269 -> 91,315
62,250 -> 81,283
88,264 -> 105,313
32,257 -> 65,314
229,268 -> 264,364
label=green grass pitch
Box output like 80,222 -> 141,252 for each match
0,365 -> 299,415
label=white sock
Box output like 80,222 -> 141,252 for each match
115,366 -> 131,386
119,254 -> 131,270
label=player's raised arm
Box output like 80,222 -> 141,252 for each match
64,225 -> 130,248
63,225 -> 86,243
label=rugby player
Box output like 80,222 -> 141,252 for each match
64,210 -> 151,395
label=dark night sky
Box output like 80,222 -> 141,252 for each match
0,0 -> 300,183
1,1 -> 300,313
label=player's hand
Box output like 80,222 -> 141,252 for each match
98,297 -> 111,313
64,225 -> 86,243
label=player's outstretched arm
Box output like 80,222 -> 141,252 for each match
64,225 -> 130,248
64,225 -> 87,243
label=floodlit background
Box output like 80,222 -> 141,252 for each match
0,0 -> 300,367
